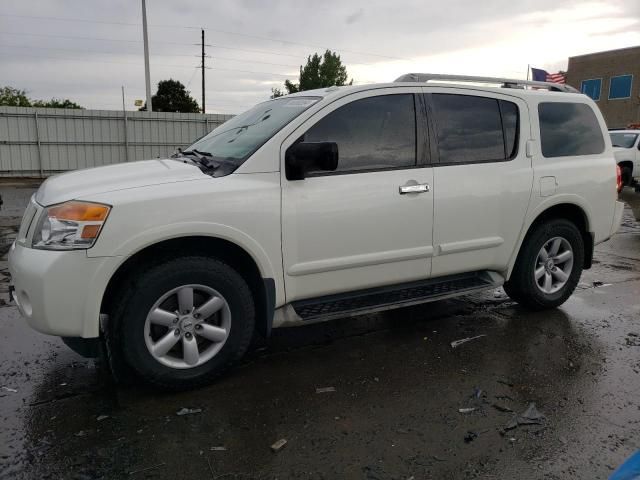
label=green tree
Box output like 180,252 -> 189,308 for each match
141,79 -> 200,112
0,86 -> 32,106
277,50 -> 352,96
0,86 -> 84,108
270,87 -> 284,99
32,98 -> 84,109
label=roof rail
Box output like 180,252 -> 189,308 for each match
394,73 -> 579,93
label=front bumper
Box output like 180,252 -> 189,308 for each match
8,241 -> 120,338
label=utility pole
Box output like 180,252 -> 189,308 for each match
201,28 -> 205,114
142,0 -> 153,111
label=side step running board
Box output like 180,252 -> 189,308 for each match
291,271 -> 504,322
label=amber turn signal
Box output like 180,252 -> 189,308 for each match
49,201 -> 110,222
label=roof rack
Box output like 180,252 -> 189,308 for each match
394,73 -> 579,93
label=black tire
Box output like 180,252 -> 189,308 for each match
504,219 -> 584,311
107,256 -> 255,391
621,166 -> 632,187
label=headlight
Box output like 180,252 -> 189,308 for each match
32,201 -> 111,250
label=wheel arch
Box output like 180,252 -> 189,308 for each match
617,160 -> 633,172
506,202 -> 593,278
100,236 -> 276,339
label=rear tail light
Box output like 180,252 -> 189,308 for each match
616,165 -> 623,193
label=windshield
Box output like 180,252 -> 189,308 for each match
610,132 -> 638,148
186,96 -> 320,166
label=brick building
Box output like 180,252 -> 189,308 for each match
565,46 -> 640,128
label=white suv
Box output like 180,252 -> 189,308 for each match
9,73 -> 625,390
610,129 -> 640,187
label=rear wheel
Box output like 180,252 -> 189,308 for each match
504,219 -> 584,310
108,256 -> 255,390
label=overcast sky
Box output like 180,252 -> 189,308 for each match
1,0 -> 638,114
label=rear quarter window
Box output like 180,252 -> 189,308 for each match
538,102 -> 604,158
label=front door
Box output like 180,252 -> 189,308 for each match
281,89 -> 435,302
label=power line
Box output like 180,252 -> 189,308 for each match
0,31 -> 387,67
0,30 -> 304,59
0,13 -> 409,61
0,51 -> 297,77
0,43 -> 302,68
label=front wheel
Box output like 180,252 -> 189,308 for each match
504,219 -> 584,310
109,256 -> 255,390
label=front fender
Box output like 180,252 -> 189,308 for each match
88,221 -> 277,281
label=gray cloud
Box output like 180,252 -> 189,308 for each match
0,0 -> 638,112
345,9 -> 364,25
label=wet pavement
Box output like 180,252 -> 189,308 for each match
1,184 -> 639,479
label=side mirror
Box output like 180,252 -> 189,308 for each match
285,142 -> 338,180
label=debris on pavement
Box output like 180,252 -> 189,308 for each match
464,431 -> 478,443
503,403 -> 546,431
492,403 -> 514,413
270,438 -> 287,452
519,403 -> 545,424
210,446 -> 227,451
128,463 -> 166,476
625,333 -> 640,347
315,386 -> 336,393
458,407 -> 477,414
96,415 -> 109,422
176,407 -> 202,416
451,334 -> 487,349
1,386 -> 17,393
74,430 -> 86,437
496,379 -> 514,387
592,280 -> 612,288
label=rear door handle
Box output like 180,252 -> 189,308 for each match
399,183 -> 430,194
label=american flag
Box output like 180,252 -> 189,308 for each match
531,67 -> 566,84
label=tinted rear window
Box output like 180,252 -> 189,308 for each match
431,94 -> 519,164
432,94 -> 504,164
501,100 -> 519,158
538,102 -> 604,157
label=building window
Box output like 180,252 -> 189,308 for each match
609,74 -> 633,99
581,78 -> 602,101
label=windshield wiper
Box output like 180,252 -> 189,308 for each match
172,149 -> 217,170
175,149 -> 238,171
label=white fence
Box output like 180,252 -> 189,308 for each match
0,107 -> 233,177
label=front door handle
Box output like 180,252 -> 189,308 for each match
399,183 -> 430,194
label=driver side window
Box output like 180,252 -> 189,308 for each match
303,94 -> 417,174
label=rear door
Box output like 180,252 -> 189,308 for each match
424,88 -> 533,277
281,88 -> 435,302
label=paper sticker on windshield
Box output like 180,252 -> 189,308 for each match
283,98 -> 318,108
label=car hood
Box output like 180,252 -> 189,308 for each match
36,159 -> 206,206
